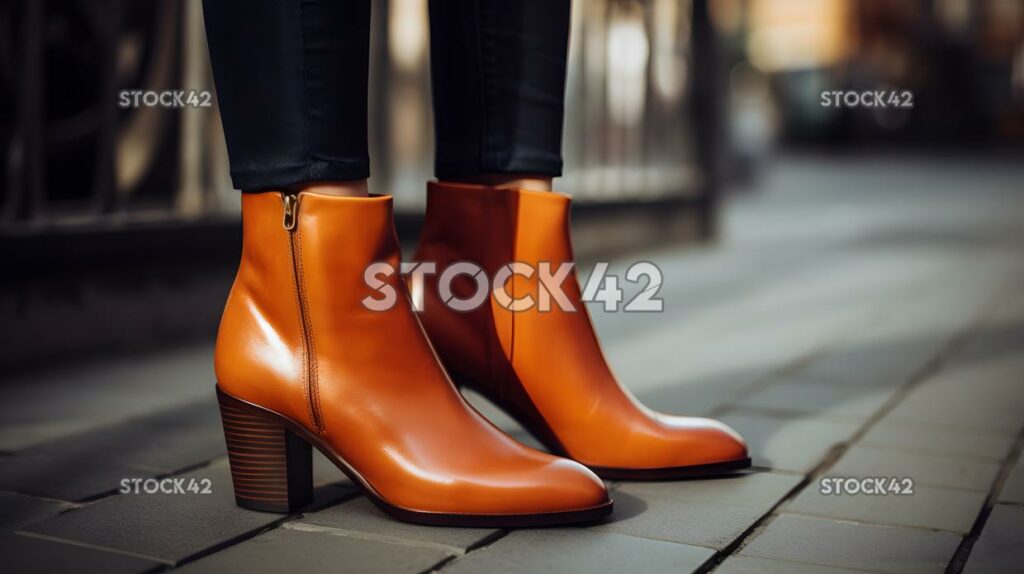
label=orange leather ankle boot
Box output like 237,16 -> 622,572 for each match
414,182 -> 750,479
215,191 -> 611,526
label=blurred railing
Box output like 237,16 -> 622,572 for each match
2,0 -> 233,229
1,0 -> 716,235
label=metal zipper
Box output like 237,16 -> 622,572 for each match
282,192 -> 322,432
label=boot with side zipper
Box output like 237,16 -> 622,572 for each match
414,182 -> 751,480
215,190 -> 611,526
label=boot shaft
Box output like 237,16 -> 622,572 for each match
417,181 -> 576,274
415,182 -> 594,414
216,191 -> 409,430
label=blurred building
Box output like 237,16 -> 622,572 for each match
733,0 -> 1024,145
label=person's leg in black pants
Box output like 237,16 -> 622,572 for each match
202,0 -> 372,197
430,0 -> 572,192
203,0 -> 572,196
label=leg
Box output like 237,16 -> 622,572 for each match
203,0 -> 370,196
428,0 -> 571,191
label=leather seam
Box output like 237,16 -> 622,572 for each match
294,226 -> 324,436
507,193 -> 519,377
287,226 -> 316,433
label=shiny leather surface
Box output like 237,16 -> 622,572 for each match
416,182 -> 749,471
216,191 -> 608,514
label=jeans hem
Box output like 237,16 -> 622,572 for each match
435,157 -> 563,180
232,160 -> 371,191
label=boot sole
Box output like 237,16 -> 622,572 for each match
217,386 -> 613,527
587,458 -> 752,480
453,375 -> 752,480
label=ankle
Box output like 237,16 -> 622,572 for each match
292,180 -> 369,197
445,174 -> 553,192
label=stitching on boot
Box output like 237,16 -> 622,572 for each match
288,226 -> 317,432
295,227 -> 324,436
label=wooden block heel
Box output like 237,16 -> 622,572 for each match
218,388 -> 313,513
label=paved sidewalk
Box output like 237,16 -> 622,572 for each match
2,154 -> 1023,573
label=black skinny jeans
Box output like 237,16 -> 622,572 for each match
202,0 -> 571,191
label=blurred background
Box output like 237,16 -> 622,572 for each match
2,0 -> 1023,371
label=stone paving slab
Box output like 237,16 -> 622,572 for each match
859,420 -> 1015,462
634,371 -> 767,419
714,555 -> 876,574
301,496 -> 500,553
0,533 -> 161,574
620,470 -> 804,508
0,492 -> 75,533
951,304 -> 1024,368
176,524 -> 452,574
0,345 -> 215,453
963,504 -> 1024,574
796,332 -> 947,391
888,394 -> 1024,439
784,480 -> 986,534
0,452 -> 154,502
996,456 -> 1024,504
882,397 -> 1023,438
718,409 -> 862,472
23,460 -> 357,565
882,356 -> 1024,437
0,399 -> 225,502
790,261 -> 1004,395
440,528 -> 715,574
739,514 -> 962,574
32,399 -> 225,475
601,297 -> 864,418
598,492 -> 766,550
592,472 -> 801,549
827,444 -> 1002,492
735,379 -> 896,422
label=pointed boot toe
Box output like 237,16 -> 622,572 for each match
511,458 -> 610,514
585,415 -> 750,480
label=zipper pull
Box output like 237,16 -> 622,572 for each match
282,193 -> 299,231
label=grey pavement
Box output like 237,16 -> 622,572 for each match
2,154 -> 1023,572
